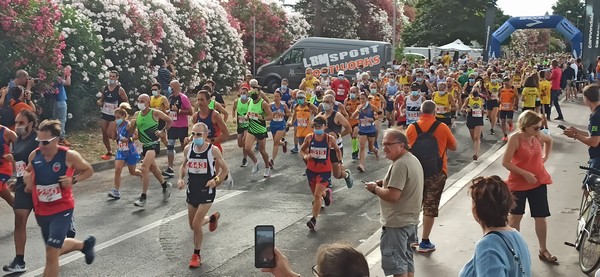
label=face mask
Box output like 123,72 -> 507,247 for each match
281,85 -> 287,90
380,70 -> 384,73
473,92 -> 479,98
314,129 -> 325,135
241,94 -> 248,100
137,103 -> 146,110
297,98 -> 305,105
116,118 -> 124,125
364,102 -> 369,108
16,126 -> 27,136
316,91 -> 323,97
338,76 -> 344,80
389,79 -> 395,84
321,74 -> 326,77
152,90 -> 158,96
108,79 -> 116,86
416,77 -> 423,82
193,137 -> 204,146
250,93 -> 259,100
370,89 -> 377,95
469,78 -> 475,83
349,93 -> 356,100
385,73 -> 390,77
439,91 -> 446,96
168,87 -> 173,94
322,103 -> 331,111
411,91 -> 419,96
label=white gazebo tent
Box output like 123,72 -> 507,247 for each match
437,39 -> 473,52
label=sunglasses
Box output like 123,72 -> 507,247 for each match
191,132 -> 205,137
36,137 -> 57,145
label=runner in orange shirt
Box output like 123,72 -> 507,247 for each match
498,77 -> 519,141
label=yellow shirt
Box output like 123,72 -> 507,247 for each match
521,87 -> 539,108
397,75 -> 410,86
486,83 -> 501,100
539,80 -> 551,105
433,91 -> 451,118
150,95 -> 167,111
467,97 -> 484,118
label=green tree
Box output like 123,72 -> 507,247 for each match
403,0 -> 509,47
295,0 -> 359,39
552,0 -> 585,31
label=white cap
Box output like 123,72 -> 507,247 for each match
337,71 -> 345,76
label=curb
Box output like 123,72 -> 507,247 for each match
90,133 -> 239,173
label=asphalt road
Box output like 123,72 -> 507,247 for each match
0,116 -> 499,277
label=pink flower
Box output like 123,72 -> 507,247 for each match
1,17 -> 12,31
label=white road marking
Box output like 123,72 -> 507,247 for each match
23,190 -> 246,277
359,142 -> 506,268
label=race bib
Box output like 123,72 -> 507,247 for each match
118,142 -> 129,151
472,109 -> 483,117
435,105 -> 447,114
297,118 -> 308,127
36,183 -> 62,203
247,112 -> 259,121
406,111 -> 420,120
16,161 -> 26,178
501,103 -> 511,110
273,113 -> 284,122
337,88 -> 345,95
101,102 -> 118,115
360,118 -> 373,127
310,147 -> 327,159
237,115 -> 247,124
188,158 -> 208,174
169,110 -> 178,121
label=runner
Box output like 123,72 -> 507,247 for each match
97,70 -> 128,160
401,83 -> 426,126
539,71 -> 551,130
353,93 -> 379,173
485,73 -> 501,135
149,83 -> 169,147
2,111 -> 35,273
290,91 -> 318,156
232,87 -> 250,166
384,73 -> 400,128
163,80 -> 193,178
130,94 -> 173,207
244,86 -> 273,177
368,82 -> 384,150
108,103 -> 142,199
432,82 -> 455,127
461,87 -> 485,160
320,94 -> 354,188
301,116 -> 341,231
393,83 -> 409,129
192,90 -> 230,153
521,76 -> 540,112
461,74 -> 477,117
23,120 -> 95,277
0,122 -> 16,207
269,91 -> 290,168
499,77 -> 519,141
344,87 -> 361,160
177,122 -> 227,268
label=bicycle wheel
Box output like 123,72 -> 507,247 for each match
577,192 -> 594,249
579,209 -> 600,274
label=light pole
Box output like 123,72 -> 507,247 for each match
253,15 -> 256,75
566,10 -> 572,21
577,15 -> 582,29
392,0 -> 396,60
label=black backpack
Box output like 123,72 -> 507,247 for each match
410,121 -> 443,178
0,87 -> 15,127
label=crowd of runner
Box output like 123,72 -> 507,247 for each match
0,51 -> 599,276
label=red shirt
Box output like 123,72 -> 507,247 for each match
550,67 -> 562,90
331,78 -> 351,102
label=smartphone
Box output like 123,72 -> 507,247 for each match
557,124 -> 566,130
255,225 -> 275,268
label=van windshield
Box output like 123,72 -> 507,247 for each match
281,48 -> 304,65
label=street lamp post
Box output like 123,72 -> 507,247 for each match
577,15 -> 582,29
392,0 -> 396,60
253,16 -> 256,75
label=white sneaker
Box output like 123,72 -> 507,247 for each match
263,168 -> 271,178
252,162 -> 260,174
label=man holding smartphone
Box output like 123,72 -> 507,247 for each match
563,84 -> 600,169
364,129 -> 423,277
177,122 -> 229,268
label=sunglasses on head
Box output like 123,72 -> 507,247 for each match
36,137 -> 57,145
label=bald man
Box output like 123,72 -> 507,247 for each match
163,80 -> 193,178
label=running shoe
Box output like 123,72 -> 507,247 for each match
134,197 -> 146,207
252,162 -> 260,174
323,188 -> 332,206
472,155 -> 478,161
417,241 -> 436,253
2,258 -> 26,273
290,147 -> 299,154
108,189 -> 121,199
82,236 -> 96,265
344,169 -> 354,189
163,182 -> 172,201
263,168 -> 271,178
351,151 -> 358,160
282,140 -> 288,153
307,218 -> 316,231
490,129 -> 495,135
209,212 -> 220,232
241,158 -> 248,167
189,253 -> 201,268
554,116 -> 564,120
100,152 -> 113,160
162,167 -> 175,178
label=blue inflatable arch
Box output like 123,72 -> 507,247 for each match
489,15 -> 583,59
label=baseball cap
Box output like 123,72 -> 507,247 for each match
337,71 -> 345,76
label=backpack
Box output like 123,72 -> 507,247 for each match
410,121 -> 443,178
0,87 -> 15,127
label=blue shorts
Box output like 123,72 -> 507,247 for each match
116,150 -> 140,166
36,209 -> 76,248
270,124 -> 286,136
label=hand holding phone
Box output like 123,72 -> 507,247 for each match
557,124 -> 566,130
255,225 -> 275,268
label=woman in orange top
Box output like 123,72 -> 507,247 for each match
9,87 -> 36,130
502,110 -> 557,264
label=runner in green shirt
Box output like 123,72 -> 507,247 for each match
232,87 -> 250,167
243,87 -> 273,177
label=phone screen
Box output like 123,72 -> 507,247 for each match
255,225 -> 275,268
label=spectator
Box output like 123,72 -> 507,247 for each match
1,70 -> 34,107
564,84 -> 600,170
459,176 -> 532,277
596,56 -> 600,85
261,244 -> 369,277
502,110 -> 556,264
156,58 -> 173,98
549,59 -> 564,120
405,100 -> 457,253
53,65 -> 71,146
9,86 -> 36,130
205,79 -> 225,107
562,62 -> 576,102
240,73 -> 253,91
364,129 -> 423,277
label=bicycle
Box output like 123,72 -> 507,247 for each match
565,165 -> 600,274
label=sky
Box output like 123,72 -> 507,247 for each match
496,0 -> 555,17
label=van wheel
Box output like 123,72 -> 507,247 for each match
266,78 -> 280,94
